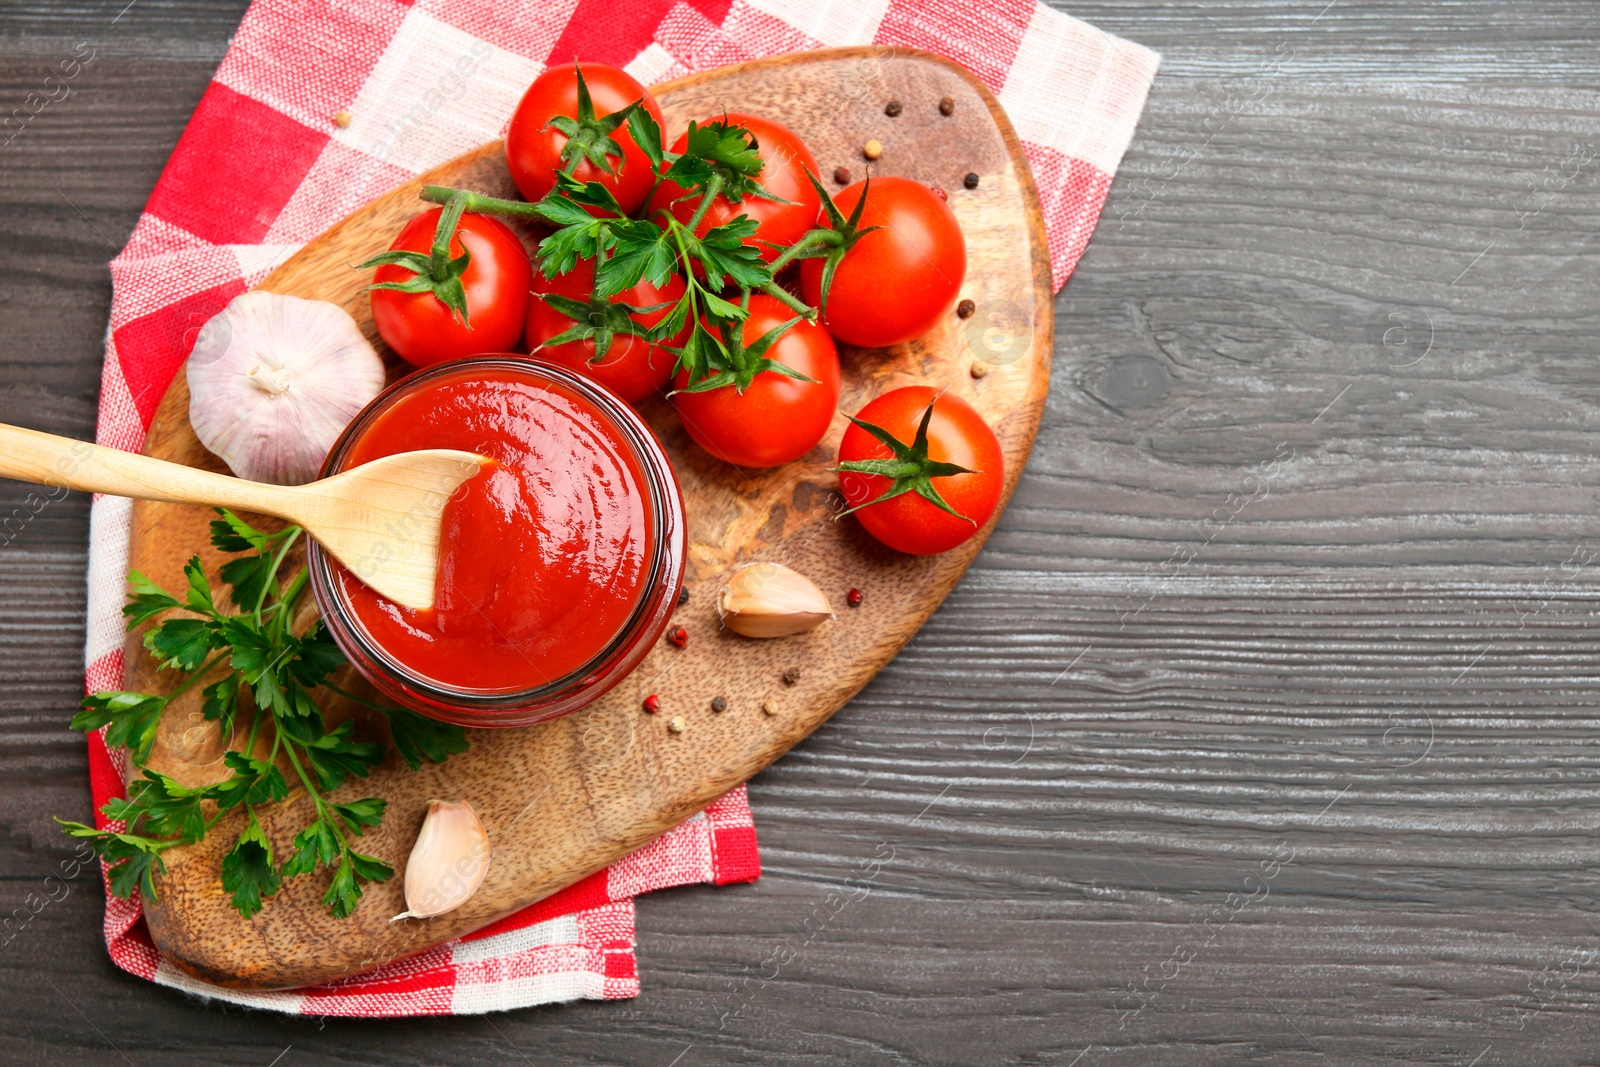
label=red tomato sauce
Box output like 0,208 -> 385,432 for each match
334,366 -> 653,693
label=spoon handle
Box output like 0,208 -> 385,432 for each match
0,422 -> 303,519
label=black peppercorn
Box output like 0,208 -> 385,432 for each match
963,172 -> 979,190
885,99 -> 902,117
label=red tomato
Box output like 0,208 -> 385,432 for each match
526,258 -> 688,405
648,114 -> 821,263
672,295 -> 840,468
505,63 -> 664,215
799,177 -> 966,348
370,209 -> 532,368
837,387 -> 1002,555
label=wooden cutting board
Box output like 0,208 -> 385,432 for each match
128,47 -> 1053,990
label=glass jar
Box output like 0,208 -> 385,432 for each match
308,356 -> 685,728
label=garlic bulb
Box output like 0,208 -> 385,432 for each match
187,291 -> 386,485
393,799 -> 491,921
716,562 -> 834,638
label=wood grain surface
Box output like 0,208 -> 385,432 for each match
123,47 -> 1052,990
5,0 -> 1600,1063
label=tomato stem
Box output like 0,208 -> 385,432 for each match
419,185 -> 554,219
758,281 -> 813,319
767,228 -> 842,274
684,173 -> 725,232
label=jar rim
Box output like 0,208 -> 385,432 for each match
307,355 -> 685,723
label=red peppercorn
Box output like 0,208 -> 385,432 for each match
643,694 -> 660,714
930,185 -> 947,201
668,626 -> 688,648
847,587 -> 863,607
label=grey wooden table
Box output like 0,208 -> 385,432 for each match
4,1 -> 1599,1063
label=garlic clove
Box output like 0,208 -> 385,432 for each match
392,799 -> 491,921
716,562 -> 834,638
187,291 -> 387,486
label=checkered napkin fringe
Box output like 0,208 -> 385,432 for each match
84,0 -> 1157,1017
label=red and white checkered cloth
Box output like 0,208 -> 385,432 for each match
85,0 -> 1157,1017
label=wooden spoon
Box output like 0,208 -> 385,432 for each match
0,422 -> 487,610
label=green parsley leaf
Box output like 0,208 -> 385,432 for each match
323,850 -> 393,920
219,553 -> 274,611
144,616 -> 217,672
385,705 -> 470,771
537,218 -> 616,279
348,850 -> 395,884
251,669 -> 290,720
218,616 -> 274,681
287,622 -> 345,689
71,691 -> 167,764
209,751 -> 288,811
332,797 -> 387,834
182,555 -> 217,616
672,119 -> 764,185
690,218 -> 772,292
57,820 -> 169,902
304,719 -> 384,791
201,672 -> 240,734
221,810 -> 281,918
281,817 -> 340,878
122,571 -> 181,629
208,508 -> 271,554
596,220 -> 679,297
113,770 -> 210,845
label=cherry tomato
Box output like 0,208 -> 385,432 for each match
648,113 -> 821,263
505,63 -> 664,215
799,177 -> 966,348
370,208 -> 532,368
526,258 -> 688,405
672,295 -> 840,468
837,387 -> 1002,555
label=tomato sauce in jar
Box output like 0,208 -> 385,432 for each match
310,358 -> 684,727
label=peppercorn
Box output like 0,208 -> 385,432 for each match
643,694 -> 660,714
963,172 -> 979,190
677,585 -> 690,607
847,587 -> 863,607
970,362 -> 990,379
333,109 -> 352,128
930,186 -> 947,201
668,626 -> 688,648
939,96 -> 955,116
711,696 -> 728,713
957,298 -> 976,318
782,667 -> 801,686
762,698 -> 778,716
833,165 -> 851,185
668,716 -> 685,734
863,139 -> 883,160
885,99 -> 903,117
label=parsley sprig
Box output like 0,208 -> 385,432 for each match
410,82 -> 863,394
58,509 -> 468,920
